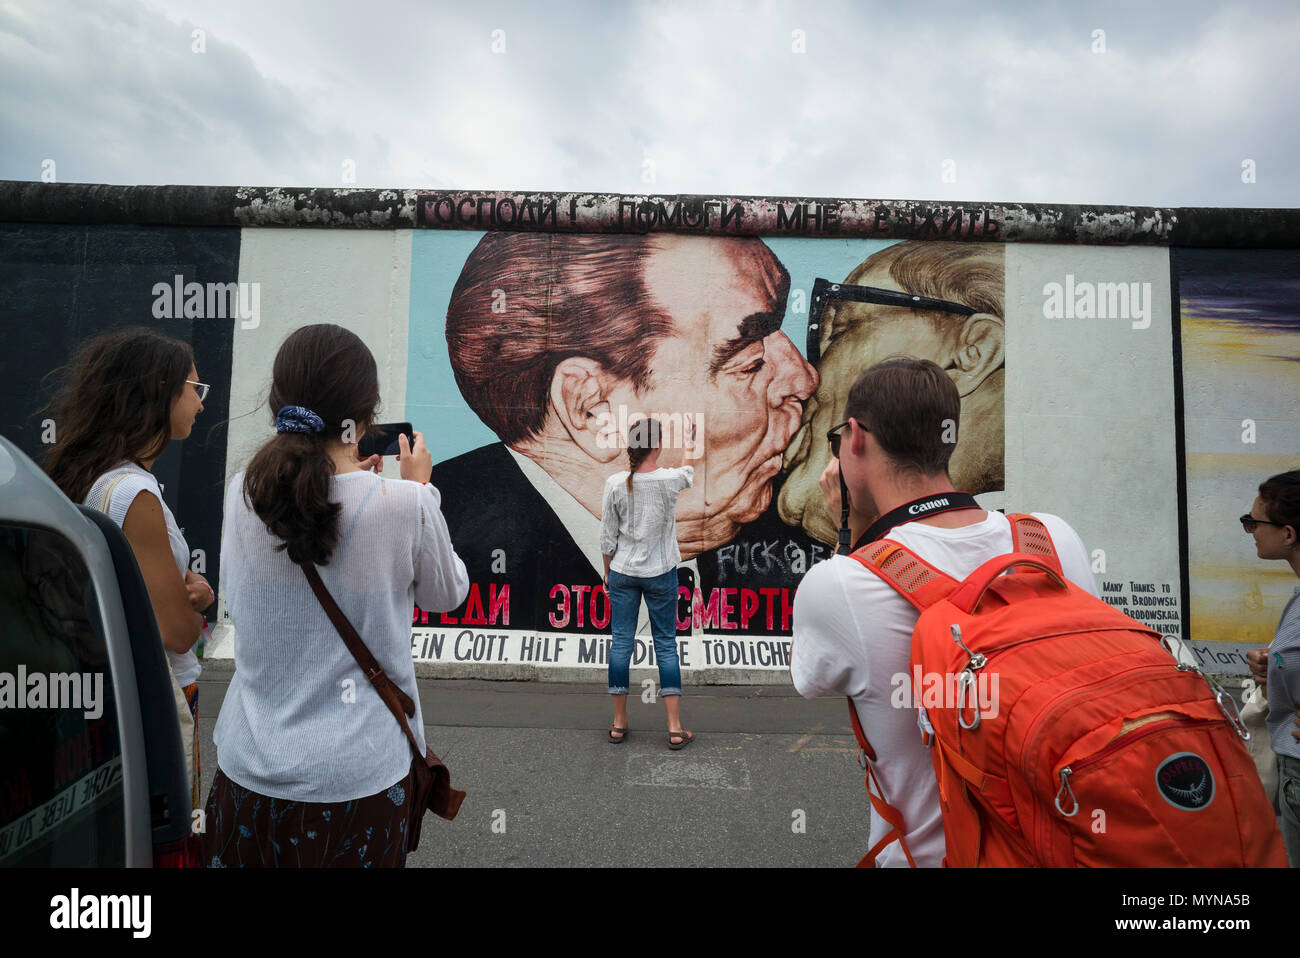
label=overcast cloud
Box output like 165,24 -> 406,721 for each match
1,0 -> 1297,207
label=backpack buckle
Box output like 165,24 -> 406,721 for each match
857,748 -> 870,770
916,707 -> 935,748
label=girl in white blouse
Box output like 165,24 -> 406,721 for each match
600,417 -> 696,749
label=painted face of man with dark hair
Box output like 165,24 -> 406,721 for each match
525,235 -> 818,557
642,237 -> 818,553
778,257 -> 1005,546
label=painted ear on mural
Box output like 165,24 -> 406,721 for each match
947,313 -> 1005,398
548,356 -> 623,463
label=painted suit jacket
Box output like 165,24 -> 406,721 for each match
426,443 -> 827,637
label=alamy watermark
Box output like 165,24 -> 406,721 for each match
151,274 -> 260,329
50,888 -> 150,938
594,406 -> 704,458
1042,274 -> 1152,329
0,666 -> 103,719
890,665 -> 1000,720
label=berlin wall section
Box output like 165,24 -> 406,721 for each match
1,183 -> 1295,682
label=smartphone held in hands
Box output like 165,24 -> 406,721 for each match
358,422 -> 415,458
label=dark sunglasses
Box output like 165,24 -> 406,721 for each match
827,418 -> 867,459
806,277 -> 976,366
1240,514 -> 1287,533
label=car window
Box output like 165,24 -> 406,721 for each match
0,523 -> 125,866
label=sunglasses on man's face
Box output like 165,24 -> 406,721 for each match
827,418 -> 867,459
1240,514 -> 1286,533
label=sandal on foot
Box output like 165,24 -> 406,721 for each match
668,729 -> 694,750
608,724 -> 628,744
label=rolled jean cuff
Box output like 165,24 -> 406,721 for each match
659,687 -> 682,697
608,685 -> 629,695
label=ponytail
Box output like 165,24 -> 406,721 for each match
243,433 -> 341,566
626,445 -> 652,491
625,417 -> 661,492
241,324 -> 380,567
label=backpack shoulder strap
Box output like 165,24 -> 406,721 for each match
846,698 -> 919,868
849,538 -> 959,612
1005,513 -> 1063,576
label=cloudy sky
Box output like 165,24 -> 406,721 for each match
2,0 -> 1297,208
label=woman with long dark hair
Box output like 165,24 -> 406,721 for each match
45,326 -> 212,809
205,323 -> 468,868
1244,469 -> 1300,867
599,416 -> 696,748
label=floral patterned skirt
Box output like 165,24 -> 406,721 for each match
202,766 -> 412,868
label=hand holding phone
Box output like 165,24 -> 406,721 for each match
398,431 -> 433,484
358,422 -> 414,459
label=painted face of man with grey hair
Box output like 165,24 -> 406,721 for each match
779,241 -> 1007,546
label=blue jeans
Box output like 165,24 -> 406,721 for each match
1280,754 -> 1300,868
607,568 -> 681,696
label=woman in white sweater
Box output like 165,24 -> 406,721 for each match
205,323 -> 468,868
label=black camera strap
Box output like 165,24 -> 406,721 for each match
848,491 -> 982,553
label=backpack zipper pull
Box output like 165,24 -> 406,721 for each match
950,624 -> 987,671
1054,767 -> 1079,817
1206,674 -> 1250,741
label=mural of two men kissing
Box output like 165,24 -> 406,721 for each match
424,233 -> 1006,650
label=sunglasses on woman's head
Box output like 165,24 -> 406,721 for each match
1240,514 -> 1286,533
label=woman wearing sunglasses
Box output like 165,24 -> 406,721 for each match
1242,470 -> 1300,866
44,327 -> 213,810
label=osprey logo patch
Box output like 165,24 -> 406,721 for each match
1156,752 -> 1214,810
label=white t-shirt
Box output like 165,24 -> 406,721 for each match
85,462 -> 201,686
599,466 -> 694,578
790,511 -> 1098,867
214,470 -> 469,801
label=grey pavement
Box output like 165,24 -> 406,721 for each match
196,673 -> 871,867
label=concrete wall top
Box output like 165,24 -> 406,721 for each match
2,181 -> 1297,247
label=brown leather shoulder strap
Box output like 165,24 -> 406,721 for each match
299,562 -> 423,761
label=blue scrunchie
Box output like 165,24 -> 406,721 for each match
276,405 -> 325,434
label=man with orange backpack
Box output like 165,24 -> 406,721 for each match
790,358 -> 1286,868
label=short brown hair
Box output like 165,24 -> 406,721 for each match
446,233 -> 675,445
843,358 -> 961,477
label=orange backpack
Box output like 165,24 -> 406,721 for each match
847,514 -> 1288,868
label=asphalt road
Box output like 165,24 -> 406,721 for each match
195,672 -> 871,867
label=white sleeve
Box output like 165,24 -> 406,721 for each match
599,481 -> 620,557
102,473 -> 155,528
1036,513 -> 1100,597
413,483 -> 470,612
790,559 -> 872,699
676,465 -> 695,491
